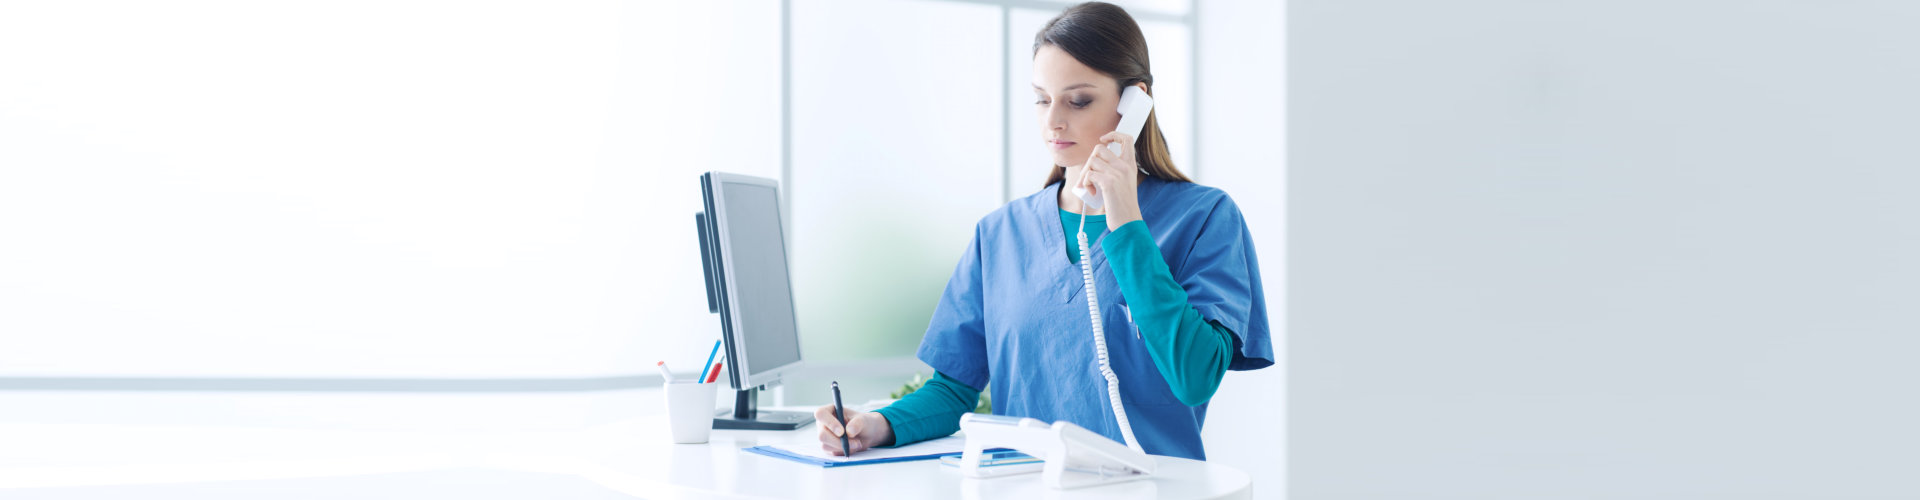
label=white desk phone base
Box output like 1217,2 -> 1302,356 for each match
957,413 -> 1157,489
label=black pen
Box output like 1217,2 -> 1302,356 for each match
831,381 -> 851,457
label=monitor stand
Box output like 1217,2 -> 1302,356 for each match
713,386 -> 814,430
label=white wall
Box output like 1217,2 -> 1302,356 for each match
0,0 -> 780,378
1290,1 -> 1920,498
787,0 -> 1005,365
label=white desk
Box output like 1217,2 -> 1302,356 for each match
587,414 -> 1249,499
0,391 -> 1250,499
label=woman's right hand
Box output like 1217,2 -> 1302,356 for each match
814,405 -> 894,456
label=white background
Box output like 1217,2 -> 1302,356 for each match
0,1 -> 786,378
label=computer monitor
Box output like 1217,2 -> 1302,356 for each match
695,172 -> 814,430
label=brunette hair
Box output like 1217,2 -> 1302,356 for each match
1036,1 -> 1190,187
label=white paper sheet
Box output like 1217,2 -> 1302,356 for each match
766,435 -> 972,462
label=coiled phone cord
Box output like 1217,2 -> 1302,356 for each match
1076,196 -> 1146,454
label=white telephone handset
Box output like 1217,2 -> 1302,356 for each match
1069,85 -> 1153,211
1066,84 -> 1152,457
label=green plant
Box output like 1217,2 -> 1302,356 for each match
889,372 -> 990,414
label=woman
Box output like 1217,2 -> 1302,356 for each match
813,1 -> 1272,461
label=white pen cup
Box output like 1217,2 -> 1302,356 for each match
665,380 -> 719,444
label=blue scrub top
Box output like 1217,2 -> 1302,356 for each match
916,176 -> 1274,460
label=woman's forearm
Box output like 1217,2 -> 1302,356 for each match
1102,220 -> 1235,406
872,371 -> 981,447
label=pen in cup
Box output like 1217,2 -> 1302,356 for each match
698,340 -> 721,384
656,361 -> 676,383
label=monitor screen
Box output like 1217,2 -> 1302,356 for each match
715,180 -> 802,382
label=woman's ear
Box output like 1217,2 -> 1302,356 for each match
1133,82 -> 1150,95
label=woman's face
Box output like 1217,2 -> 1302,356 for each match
1033,44 -> 1123,169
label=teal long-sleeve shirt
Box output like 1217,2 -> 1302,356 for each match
871,212 -> 1236,447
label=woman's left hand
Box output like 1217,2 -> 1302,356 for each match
1080,130 -> 1143,229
